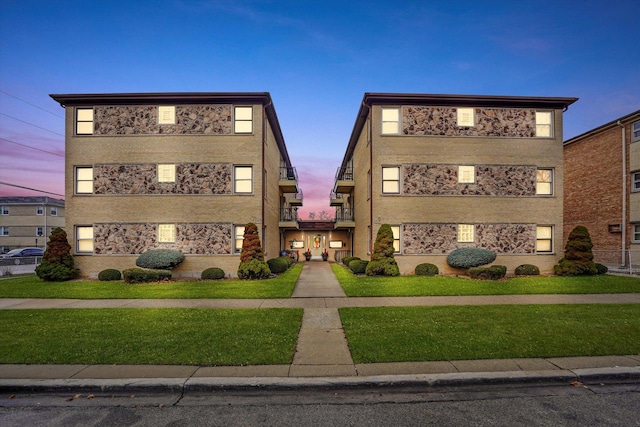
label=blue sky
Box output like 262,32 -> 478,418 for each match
1,0 -> 639,218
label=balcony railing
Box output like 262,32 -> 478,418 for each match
280,166 -> 298,181
335,166 -> 354,181
288,189 -> 303,205
280,207 -> 299,222
329,192 -> 343,200
335,207 -> 354,222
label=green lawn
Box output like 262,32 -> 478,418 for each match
332,264 -> 640,297
340,304 -> 640,363
0,264 -> 302,299
0,308 -> 303,365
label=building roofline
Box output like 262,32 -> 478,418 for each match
0,196 -> 65,206
563,109 -> 640,146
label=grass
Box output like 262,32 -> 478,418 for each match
0,264 -> 302,299
340,304 -> 640,363
0,308 -> 303,365
332,264 -> 640,297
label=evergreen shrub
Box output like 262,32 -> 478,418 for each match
365,224 -> 400,276
123,268 -> 172,283
136,249 -> 185,270
342,256 -> 359,266
554,226 -> 597,276
201,267 -> 225,280
514,264 -> 540,276
267,257 -> 289,274
35,227 -> 79,281
98,269 -> 122,281
237,223 -> 271,279
349,259 -> 369,274
415,263 -> 439,276
469,265 -> 507,280
595,263 -> 609,275
447,248 -> 496,269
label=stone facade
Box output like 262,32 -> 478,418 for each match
94,163 -> 232,195
94,223 -> 232,255
402,223 -> 536,255
402,164 -> 536,196
94,105 -> 233,135
402,107 -> 536,137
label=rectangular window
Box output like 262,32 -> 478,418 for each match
633,172 -> 640,192
158,106 -> 176,124
0,206 -> 8,215
76,108 -> 94,135
536,168 -> 553,195
0,227 -> 8,236
50,207 -> 57,216
76,226 -> 94,253
76,167 -> 94,194
457,107 -> 475,127
36,206 -> 44,215
633,224 -> 640,243
458,166 -> 476,183
535,111 -> 553,137
158,224 -> 176,243
234,106 -> 253,133
234,166 -> 253,194
381,107 -> 400,135
36,227 -> 44,237
633,121 -> 640,142
536,226 -> 553,253
382,166 -> 400,194
234,225 -> 245,253
457,224 -> 475,243
390,225 -> 400,253
158,164 -> 176,183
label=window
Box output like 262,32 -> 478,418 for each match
76,108 -> 94,135
158,224 -> 176,243
633,172 -> 640,192
536,168 -> 553,195
158,164 -> 176,183
76,167 -> 94,194
0,206 -> 8,215
457,224 -> 475,243
36,227 -> 44,237
633,121 -> 640,142
633,224 -> 640,243
158,106 -> 176,124
234,225 -> 245,253
234,166 -> 253,193
390,225 -> 400,253
535,111 -> 553,137
50,207 -> 57,216
457,107 -> 475,127
536,226 -> 553,253
76,226 -> 93,253
382,166 -> 400,194
234,106 -> 253,133
381,107 -> 400,134
36,206 -> 44,215
0,227 -> 8,236
458,166 -> 475,183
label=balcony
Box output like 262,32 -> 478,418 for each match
334,166 -> 354,194
288,190 -> 303,206
329,191 -> 345,206
334,207 -> 355,229
279,207 -> 299,229
279,166 -> 299,193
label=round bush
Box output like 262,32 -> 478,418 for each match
469,265 -> 507,280
349,259 -> 369,274
514,264 -> 540,276
267,257 -> 289,274
201,267 -> 225,280
136,249 -> 185,270
237,259 -> 271,280
342,256 -> 359,266
447,248 -> 497,269
98,269 -> 122,281
123,268 -> 172,283
415,263 -> 439,276
595,263 -> 608,275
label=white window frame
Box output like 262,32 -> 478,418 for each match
381,107 -> 400,135
234,225 -> 245,253
632,224 -> 640,243
75,167 -> 94,194
458,166 -> 476,184
234,166 -> 253,194
50,207 -> 58,216
382,166 -> 400,194
457,107 -> 475,127
36,206 -> 44,215
632,171 -> 640,192
457,224 -> 475,243
158,224 -> 176,243
0,227 -> 9,236
390,225 -> 401,253
536,168 -> 554,195
76,108 -> 94,135
536,226 -> 553,253
535,111 -> 553,137
632,120 -> 640,142
158,106 -> 176,125
158,164 -> 176,183
76,226 -> 94,253
36,227 -> 44,237
0,206 -> 8,215
234,106 -> 253,134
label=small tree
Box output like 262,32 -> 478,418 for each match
237,223 -> 271,279
365,224 -> 400,276
35,227 -> 79,281
554,225 -> 598,276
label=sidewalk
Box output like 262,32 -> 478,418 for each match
1,261 -> 639,393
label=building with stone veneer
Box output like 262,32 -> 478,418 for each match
563,110 -> 640,269
50,92 -> 303,278
332,93 -> 577,275
0,197 -> 65,253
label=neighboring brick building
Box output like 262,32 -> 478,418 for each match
50,92 -> 302,278
563,110 -> 640,268
0,196 -> 65,253
332,93 -> 577,275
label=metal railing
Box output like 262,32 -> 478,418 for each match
335,166 -> 354,181
334,249 -> 351,264
279,207 -> 299,222
279,166 -> 298,181
0,256 -> 42,266
592,250 -> 640,275
330,192 -> 344,200
288,190 -> 303,203
335,207 -> 354,222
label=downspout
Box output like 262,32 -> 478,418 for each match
366,101 -> 373,255
616,120 -> 627,267
263,101 -> 270,256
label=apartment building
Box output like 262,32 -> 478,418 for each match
50,92 -> 302,278
332,93 -> 577,275
0,196 -> 65,253
563,110 -> 640,269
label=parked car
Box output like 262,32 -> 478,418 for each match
0,247 -> 44,264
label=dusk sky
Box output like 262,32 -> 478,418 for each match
1,0 -> 639,219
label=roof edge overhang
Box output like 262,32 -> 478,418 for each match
564,109 -> 640,147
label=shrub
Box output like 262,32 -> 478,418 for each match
595,263 -> 608,275
98,269 -> 122,281
469,265 -> 507,280
237,223 -> 271,279
514,264 -> 540,276
136,249 -> 185,270
342,256 -> 359,266
201,267 -> 225,280
554,226 -> 597,276
123,268 -> 172,283
365,224 -> 400,277
447,247 -> 497,269
415,263 -> 439,276
238,259 -> 271,280
267,257 -> 289,274
349,259 -> 369,274
35,227 -> 79,281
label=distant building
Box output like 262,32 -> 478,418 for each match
0,196 -> 65,252
332,93 -> 577,274
563,110 -> 640,268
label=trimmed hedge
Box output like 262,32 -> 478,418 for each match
415,263 -> 439,276
349,259 -> 369,274
342,256 -> 359,266
514,264 -> 540,276
469,265 -> 507,280
136,249 -> 185,270
201,267 -> 225,280
267,257 -> 290,274
237,259 -> 271,280
98,269 -> 122,281
595,263 -> 609,275
447,248 -> 496,269
123,268 -> 172,283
